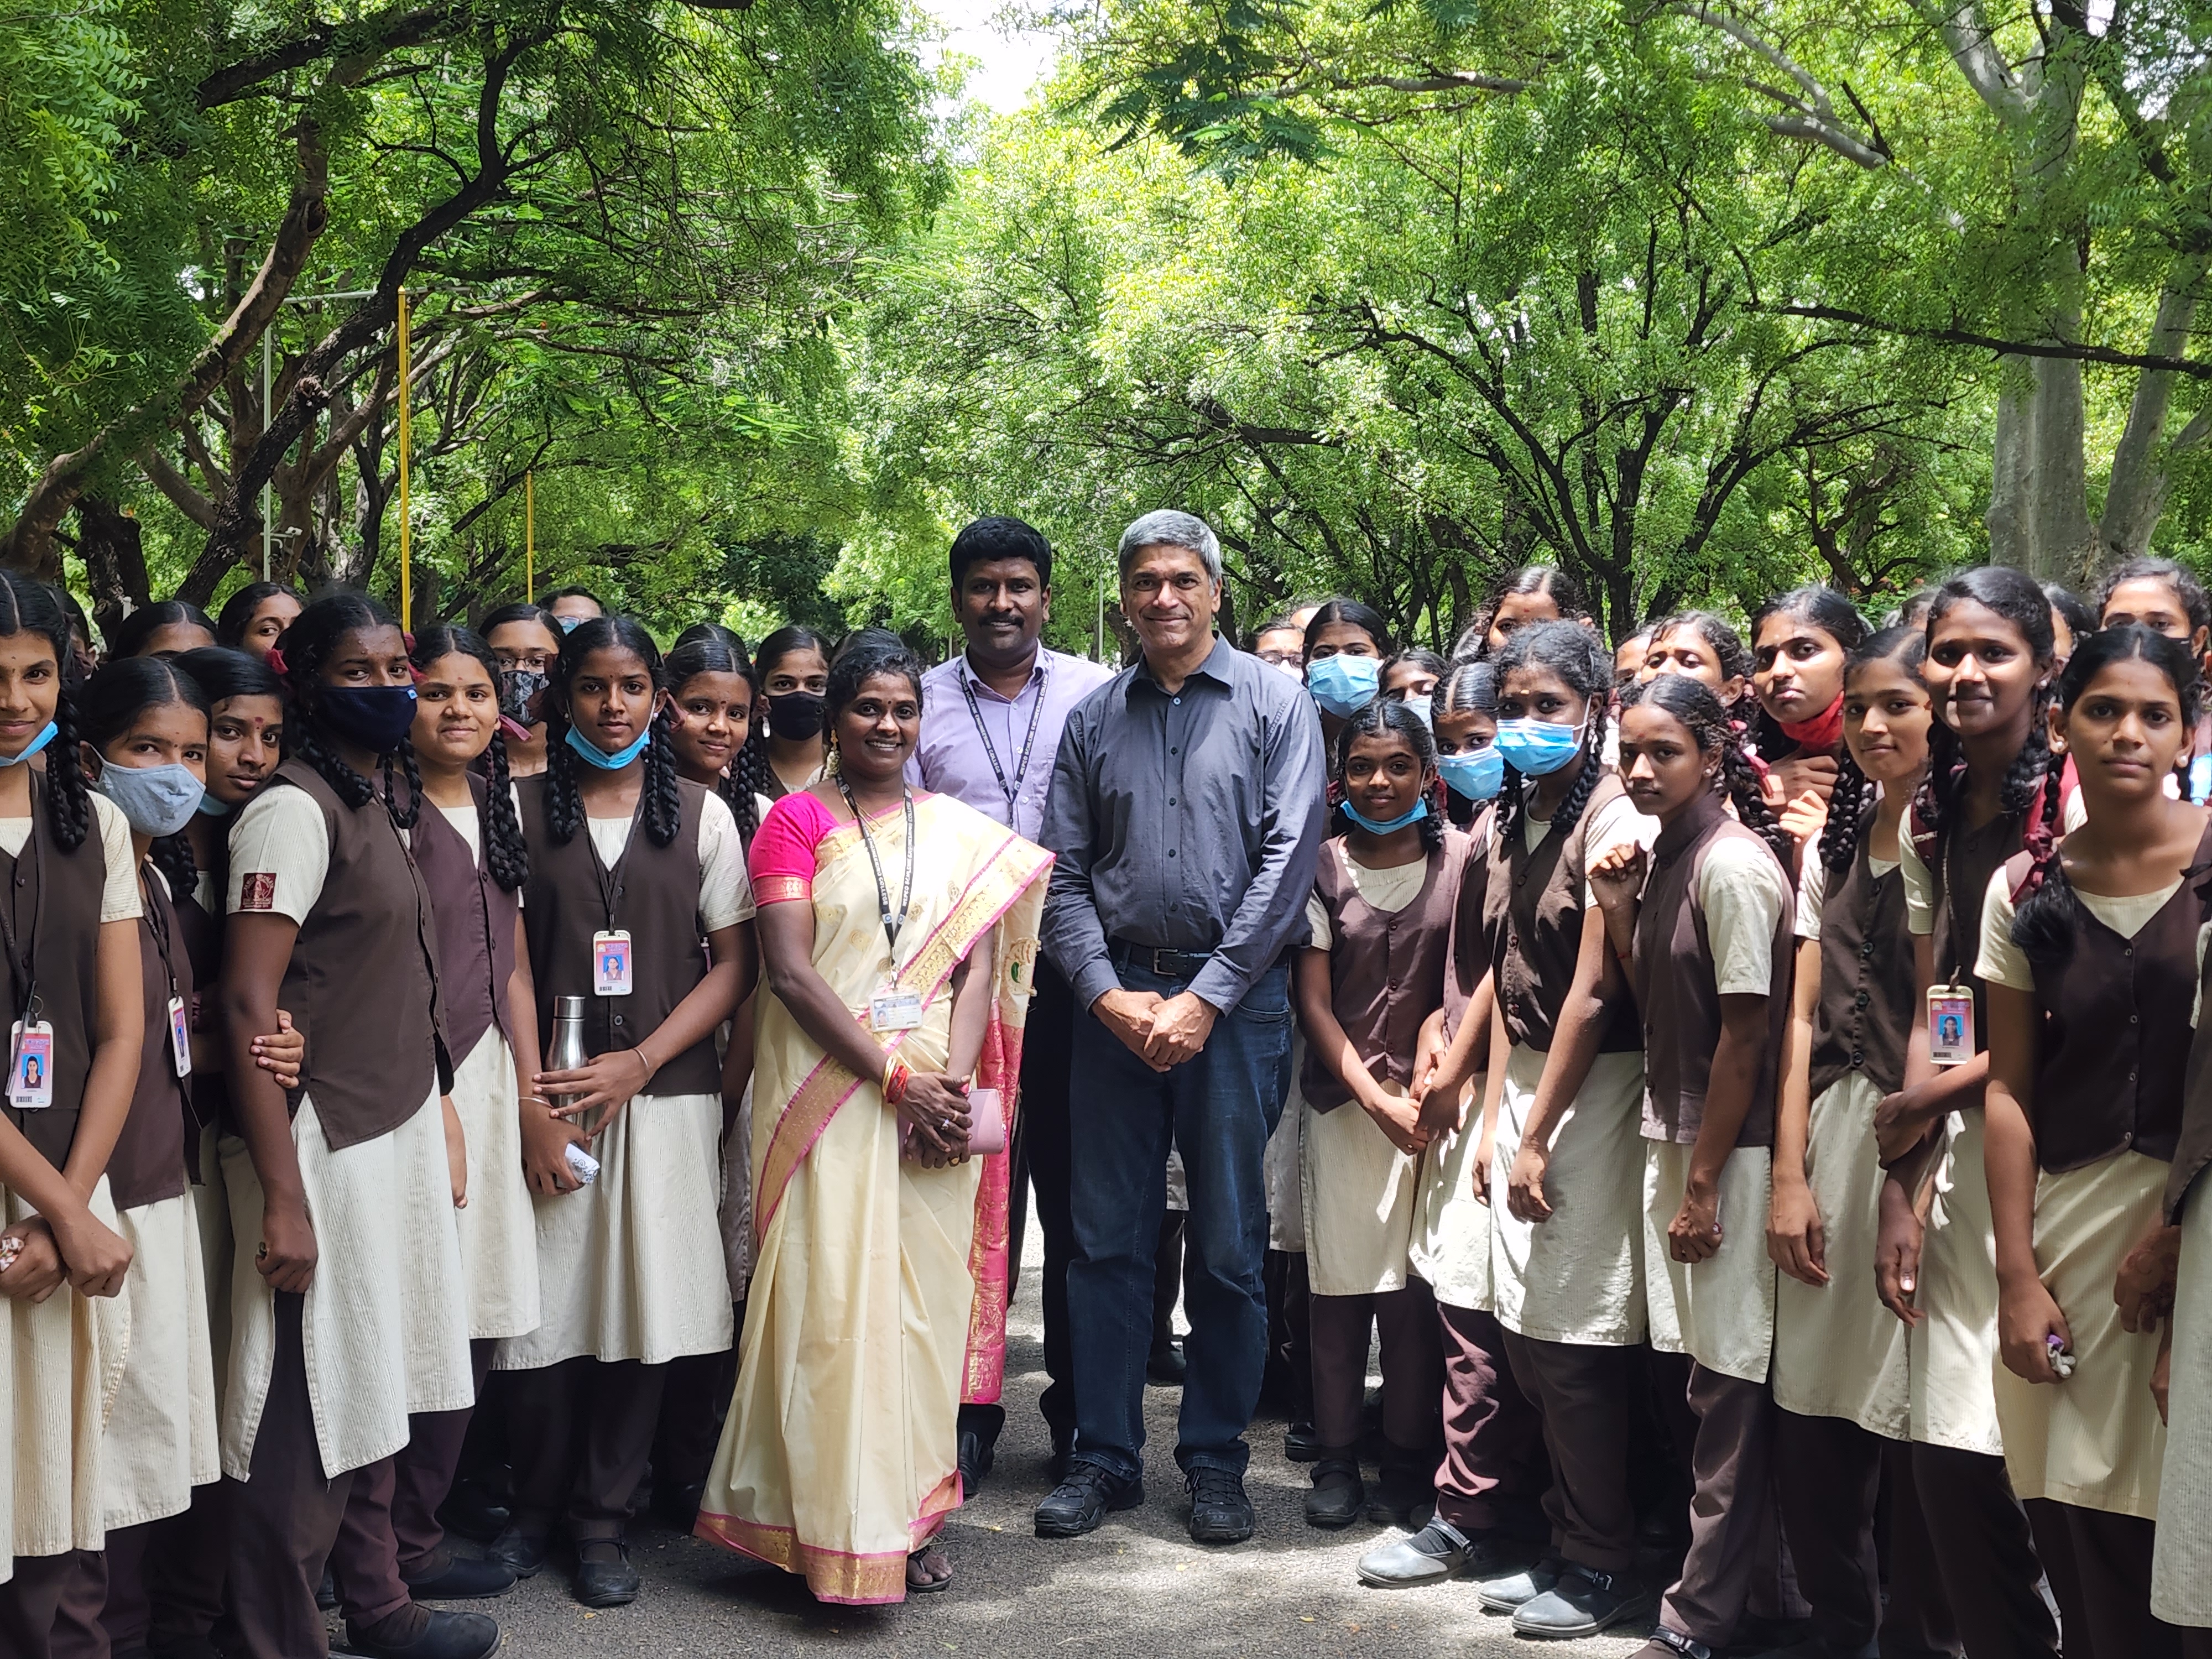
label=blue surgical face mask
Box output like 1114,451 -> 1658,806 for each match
565,723 -> 651,771
1438,746 -> 1505,801
1342,795 -> 1431,836
196,793 -> 234,818
557,615 -> 584,634
1307,653 -> 1381,718
93,760 -> 206,837
1493,715 -> 1586,778
1400,693 -> 1433,729
0,722 -> 58,767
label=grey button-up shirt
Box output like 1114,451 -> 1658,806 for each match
1041,634 -> 1327,1015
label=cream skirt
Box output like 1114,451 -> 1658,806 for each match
1408,1074 -> 1491,1312
1,1178 -> 127,1570
1992,1151 -> 2168,1519
2152,1176 -> 2212,1626
492,1091 -> 733,1371
220,1093 -> 473,1481
102,1193 -> 218,1528
1908,1110 -> 2005,1456
191,1120 -> 233,1404
1302,1089 -> 1422,1297
450,1030 -> 541,1342
720,1078 -> 754,1305
1490,1045 -> 1647,1346
1643,1140 -> 1776,1384
1772,1075 -> 1911,1439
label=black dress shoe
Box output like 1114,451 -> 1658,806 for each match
436,1481 -> 511,1546
401,1549 -> 516,1601
958,1427 -> 994,1496
341,1608 -> 501,1659
484,1526 -> 551,1580
1185,1465 -> 1255,1545
1303,1459 -> 1365,1529
317,1568 -> 338,1610
1146,1341 -> 1187,1385
1034,1463 -> 1142,1538
649,1479 -> 705,1533
571,1540 -> 640,1608
1284,1420 -> 1322,1462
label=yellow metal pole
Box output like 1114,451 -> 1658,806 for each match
525,469 -> 534,602
397,288 -> 412,626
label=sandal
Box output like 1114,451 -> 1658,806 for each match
906,1545 -> 953,1595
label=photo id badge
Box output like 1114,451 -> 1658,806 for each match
1927,985 -> 1975,1067
869,981 -> 924,1032
168,995 -> 192,1078
591,930 -> 634,998
8,1020 -> 54,1109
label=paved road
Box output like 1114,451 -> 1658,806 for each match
401,1220 -> 1658,1658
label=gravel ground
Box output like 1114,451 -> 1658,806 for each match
385,1213 -> 1661,1659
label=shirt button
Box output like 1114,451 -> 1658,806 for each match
1173,696 -> 1181,705
2132,1014 -> 2140,1024
1167,798 -> 1176,806
1859,941 -> 1874,958
1167,849 -> 1177,858
1170,747 -> 1179,755
1850,1048 -> 1864,1066
2125,945 -> 2135,956
1854,990 -> 1870,1009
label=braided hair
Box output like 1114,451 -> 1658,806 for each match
2011,625 -> 2202,967
270,591 -> 423,832
1621,673 -> 1794,863
1453,565 -> 1585,661
1749,586 -> 1868,758
1821,627 -> 1928,880
1492,619 -> 1613,846
1330,697 -> 1446,854
542,615 -> 681,849
665,624 -> 763,844
0,576 -> 90,851
108,599 -> 217,660
408,623 -> 528,891
77,655 -> 210,898
1912,566 -> 2058,839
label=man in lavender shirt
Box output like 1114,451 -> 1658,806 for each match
907,516 -> 1112,1490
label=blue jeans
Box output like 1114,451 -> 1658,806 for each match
1065,958 -> 1292,1483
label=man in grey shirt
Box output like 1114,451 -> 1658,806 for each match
1032,509 -> 1327,1545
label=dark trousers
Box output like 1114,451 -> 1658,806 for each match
1152,1210 -> 1186,1357
138,1477 -> 228,1653
1655,1365 -> 1780,1646
374,1338 -> 494,1577
1775,1411 -> 1955,1656
2027,1500 -> 2185,1659
2,1551 -> 103,1659
505,1356 -> 667,1541
1264,1249 -> 1313,1423
1308,1281 -> 1442,1464
654,1337 -> 737,1505
1066,959 -> 1292,1481
1007,961 -> 1078,1448
1501,1329 -> 1640,1573
1433,1302 -> 1544,1535
225,1293 -> 411,1659
1910,1443 -> 2059,1658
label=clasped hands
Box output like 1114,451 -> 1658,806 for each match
1094,987 -> 1218,1072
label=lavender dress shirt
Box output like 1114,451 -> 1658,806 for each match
905,645 -> 1114,844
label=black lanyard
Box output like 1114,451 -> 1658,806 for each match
838,776 -> 915,969
586,793 -> 645,932
959,657 -> 1048,823
0,817 -> 46,1027
139,865 -> 180,1001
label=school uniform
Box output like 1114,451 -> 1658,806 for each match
1299,828 -> 1463,1479
1482,773 -> 1654,1577
0,784 -> 137,1659
1404,804 -> 1543,1538
1897,810 -> 2063,1657
494,776 -> 749,1545
1631,790 -> 1791,1651
89,865 -> 221,1657
354,780 -> 542,1588
2154,945 -> 2212,1646
218,759 -> 473,1659
1771,811 -> 1954,1657
1976,830 -> 2212,1659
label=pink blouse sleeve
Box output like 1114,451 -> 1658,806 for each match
747,792 -> 836,904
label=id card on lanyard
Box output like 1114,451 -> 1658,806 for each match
588,806 -> 640,998
141,870 -> 191,1077
1927,984 -> 1974,1067
841,778 -> 920,1031
0,822 -> 46,1108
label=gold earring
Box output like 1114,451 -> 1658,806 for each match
825,735 -> 842,776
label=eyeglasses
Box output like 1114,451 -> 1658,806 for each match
495,651 -> 554,673
1256,649 -> 1301,668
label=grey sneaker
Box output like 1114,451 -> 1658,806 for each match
1475,1554 -> 1562,1613
1356,1519 -> 1517,1588
1511,1562 -> 1655,1639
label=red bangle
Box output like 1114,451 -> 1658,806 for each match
884,1062 -> 911,1105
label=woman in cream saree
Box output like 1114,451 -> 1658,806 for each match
697,638 -> 1050,1604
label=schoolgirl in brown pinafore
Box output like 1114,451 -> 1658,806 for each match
1979,625 -> 2210,1658
0,609 -> 143,1659
1295,700 -> 1461,1526
1600,672 -> 1795,1659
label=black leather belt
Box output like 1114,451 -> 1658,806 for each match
1108,938 -> 1214,978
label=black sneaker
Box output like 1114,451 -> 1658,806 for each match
1034,1463 -> 1142,1538
1185,1465 -> 1255,1545
1284,1420 -> 1323,1462
1303,1459 -> 1365,1529
1512,1561 -> 1655,1638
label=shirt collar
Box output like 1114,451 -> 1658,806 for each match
1134,634 -> 1235,693
956,648 -> 1047,703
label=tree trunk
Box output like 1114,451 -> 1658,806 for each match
2098,252 -> 2208,565
75,498 -> 150,642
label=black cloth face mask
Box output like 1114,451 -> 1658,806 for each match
765,690 -> 826,742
